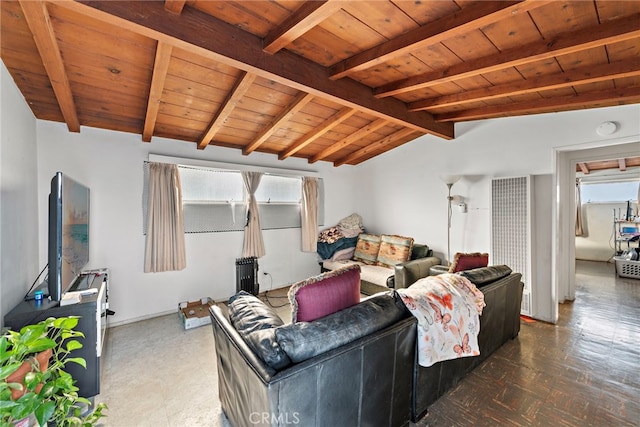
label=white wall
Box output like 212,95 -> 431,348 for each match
354,104 -> 640,322
36,122 -> 359,326
575,202 -> 635,261
531,174 -> 553,321
0,62 -> 40,326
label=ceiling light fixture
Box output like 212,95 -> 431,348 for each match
596,121 -> 617,136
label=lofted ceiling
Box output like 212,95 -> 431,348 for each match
1,1 -> 639,167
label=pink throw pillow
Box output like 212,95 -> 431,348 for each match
288,265 -> 361,322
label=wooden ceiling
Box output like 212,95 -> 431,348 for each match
577,156 -> 640,174
1,1 -> 639,166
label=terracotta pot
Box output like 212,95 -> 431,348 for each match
6,349 -> 53,400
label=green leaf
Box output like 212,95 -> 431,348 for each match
65,357 -> 87,369
19,324 -> 46,341
54,316 -> 79,330
0,336 -> 8,356
62,330 -> 85,340
11,392 -> 39,420
7,382 -> 24,392
27,337 -> 57,354
34,400 -> 55,426
24,371 -> 40,390
0,362 -> 23,380
0,399 -> 18,410
39,381 -> 55,398
65,339 -> 83,352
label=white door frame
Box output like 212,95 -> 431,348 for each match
553,138 -> 640,322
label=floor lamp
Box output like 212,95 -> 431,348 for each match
441,174 -> 461,266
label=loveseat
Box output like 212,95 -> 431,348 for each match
321,233 -> 441,295
209,264 -> 523,426
210,283 -> 417,426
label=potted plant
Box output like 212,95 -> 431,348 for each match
0,316 -> 107,426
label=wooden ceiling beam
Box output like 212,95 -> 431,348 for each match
309,118 -> 388,163
334,128 -> 417,167
263,0 -> 343,54
330,0 -> 546,80
578,163 -> 590,174
198,71 -> 256,150
435,86 -> 640,122
19,0 -> 80,132
409,59 -> 640,111
618,159 -> 627,172
59,1 -> 452,139
143,42 -> 173,142
164,0 -> 185,15
243,92 -> 315,155
279,107 -> 356,160
375,14 -> 640,98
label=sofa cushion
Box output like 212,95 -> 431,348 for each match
377,234 -> 414,268
229,291 -> 284,332
459,265 -> 512,287
288,264 -> 361,323
322,259 -> 394,288
411,244 -> 430,260
228,291 -> 292,370
353,233 -> 382,264
276,291 -> 409,363
449,252 -> 489,273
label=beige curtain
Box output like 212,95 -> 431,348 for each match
575,179 -> 584,237
242,171 -> 265,258
144,162 -> 186,272
301,177 -> 318,252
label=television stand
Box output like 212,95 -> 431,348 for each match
4,268 -> 110,398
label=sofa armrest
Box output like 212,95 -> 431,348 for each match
393,256 -> 441,289
209,305 -> 276,383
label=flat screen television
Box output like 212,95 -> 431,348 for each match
48,172 -> 90,302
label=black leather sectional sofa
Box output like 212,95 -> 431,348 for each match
209,266 -> 523,426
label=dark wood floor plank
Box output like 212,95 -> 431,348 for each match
415,260 -> 640,426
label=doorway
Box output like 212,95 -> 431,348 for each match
554,139 -> 640,323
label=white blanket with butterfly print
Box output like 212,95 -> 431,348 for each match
397,273 -> 486,367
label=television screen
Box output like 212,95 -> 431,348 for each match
49,172 -> 90,301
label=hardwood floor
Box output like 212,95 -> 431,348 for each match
416,260 -> 640,426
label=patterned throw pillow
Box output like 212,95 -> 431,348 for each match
376,234 -> 414,268
352,233 -> 382,264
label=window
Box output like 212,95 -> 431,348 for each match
143,162 -> 324,233
580,181 -> 639,203
180,167 -> 243,202
255,175 -> 302,203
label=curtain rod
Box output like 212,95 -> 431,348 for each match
148,154 -> 320,178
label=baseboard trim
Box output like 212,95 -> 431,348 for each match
107,308 -> 176,328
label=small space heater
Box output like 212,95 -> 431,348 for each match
235,257 -> 259,296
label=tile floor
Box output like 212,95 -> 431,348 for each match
95,260 -> 639,426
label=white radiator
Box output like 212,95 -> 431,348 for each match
491,176 -> 532,316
